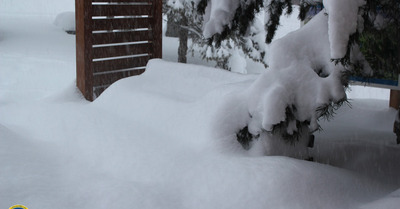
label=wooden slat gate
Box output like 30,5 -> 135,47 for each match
76,0 -> 162,101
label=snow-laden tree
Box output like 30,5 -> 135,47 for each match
355,0 -> 400,81
166,0 -> 268,72
197,0 -> 399,157
165,0 -> 193,63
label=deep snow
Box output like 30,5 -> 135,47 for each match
1,2 -> 400,209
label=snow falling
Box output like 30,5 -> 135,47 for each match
1,0 -> 400,209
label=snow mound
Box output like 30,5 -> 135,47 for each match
0,0 -> 74,17
90,59 -> 389,209
0,58 -> 397,209
53,12 -> 75,33
1,6 -> 400,209
360,189 -> 400,209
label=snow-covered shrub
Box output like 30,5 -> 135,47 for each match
197,0 -> 397,156
214,11 -> 345,158
354,1 -> 400,81
54,11 -> 75,34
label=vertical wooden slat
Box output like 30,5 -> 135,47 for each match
152,0 -> 162,59
76,0 -> 94,101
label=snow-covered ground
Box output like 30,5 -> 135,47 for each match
1,1 -> 400,209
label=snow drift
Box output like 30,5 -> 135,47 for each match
1,58 -> 396,209
1,1 -> 400,208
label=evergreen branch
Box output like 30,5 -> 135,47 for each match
236,126 -> 259,150
316,98 -> 350,122
196,0 -> 209,15
268,105 -> 310,144
265,0 -> 285,44
180,25 -> 203,38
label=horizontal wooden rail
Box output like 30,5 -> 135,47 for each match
92,55 -> 150,73
93,68 -> 145,86
92,30 -> 150,45
92,42 -> 151,59
92,5 -> 151,16
92,18 -> 150,31
92,0 -> 153,2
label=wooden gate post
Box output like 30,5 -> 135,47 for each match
76,0 -> 163,101
76,0 -> 93,101
152,0 -> 163,59
390,90 -> 400,109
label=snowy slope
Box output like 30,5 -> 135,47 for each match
0,16 -> 75,103
0,0 -> 74,17
1,4 -> 400,209
0,58 -> 396,209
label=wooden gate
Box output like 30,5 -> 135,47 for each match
76,0 -> 162,101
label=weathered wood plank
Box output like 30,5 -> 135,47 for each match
92,42 -> 151,59
93,69 -> 145,86
92,18 -> 150,31
76,0 -> 94,101
93,0 -> 151,2
390,90 -> 400,109
92,30 -> 149,45
92,56 -> 149,73
92,5 -> 151,16
151,0 -> 162,59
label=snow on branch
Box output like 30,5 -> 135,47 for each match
198,0 -> 366,60
323,0 -> 366,59
202,0 -> 241,38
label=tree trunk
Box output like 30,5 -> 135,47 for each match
178,15 -> 188,63
165,13 -> 180,37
